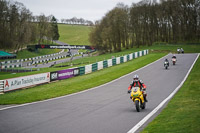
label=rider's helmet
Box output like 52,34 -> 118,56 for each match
133,74 -> 139,81
165,58 -> 168,61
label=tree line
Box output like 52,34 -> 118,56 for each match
61,17 -> 94,26
89,0 -> 200,52
0,0 -> 59,52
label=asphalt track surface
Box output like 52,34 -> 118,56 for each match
0,53 -> 198,133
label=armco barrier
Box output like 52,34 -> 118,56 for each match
79,66 -> 85,75
1,49 -> 148,92
97,61 -> 103,70
0,49 -> 65,65
120,56 -> 124,63
108,59 -> 112,67
78,49 -> 148,76
103,60 -> 108,68
79,50 -> 148,75
85,64 -> 92,74
112,58 -> 116,66
92,63 -> 98,72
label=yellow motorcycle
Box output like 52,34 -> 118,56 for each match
130,87 -> 146,112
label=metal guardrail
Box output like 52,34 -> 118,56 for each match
0,80 -> 4,93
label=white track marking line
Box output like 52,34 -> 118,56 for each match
0,53 -> 168,111
127,53 -> 199,133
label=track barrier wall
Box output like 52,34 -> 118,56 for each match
1,50 -> 148,92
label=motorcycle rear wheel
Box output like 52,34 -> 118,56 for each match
141,101 -> 146,109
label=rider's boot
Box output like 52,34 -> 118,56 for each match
144,94 -> 148,102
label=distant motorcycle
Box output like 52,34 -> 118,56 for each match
164,61 -> 169,69
129,87 -> 146,112
181,48 -> 184,54
172,58 -> 176,65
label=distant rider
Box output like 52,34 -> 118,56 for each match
181,48 -> 184,53
172,54 -> 176,59
128,74 -> 148,102
164,58 -> 169,66
172,54 -> 176,58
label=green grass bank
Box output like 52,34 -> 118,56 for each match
58,24 -> 92,45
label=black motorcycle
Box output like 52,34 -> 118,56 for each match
164,61 -> 169,69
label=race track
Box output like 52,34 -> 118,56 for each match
0,53 -> 198,133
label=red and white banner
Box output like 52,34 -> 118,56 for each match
3,72 -> 50,92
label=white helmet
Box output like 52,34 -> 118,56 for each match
133,74 -> 139,81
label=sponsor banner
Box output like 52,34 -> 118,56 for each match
50,71 -> 58,81
33,45 -> 95,50
4,73 -> 50,92
57,68 -> 80,80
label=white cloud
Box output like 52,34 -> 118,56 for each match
16,0 -> 141,22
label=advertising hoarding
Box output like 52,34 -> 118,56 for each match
50,68 -> 80,81
4,73 -> 50,92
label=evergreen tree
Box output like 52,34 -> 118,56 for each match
51,16 -> 60,40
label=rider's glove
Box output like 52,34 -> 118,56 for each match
128,90 -> 131,93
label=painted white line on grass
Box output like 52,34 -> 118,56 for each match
127,53 -> 199,133
0,53 -> 168,111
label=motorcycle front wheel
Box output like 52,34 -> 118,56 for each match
135,100 -> 140,112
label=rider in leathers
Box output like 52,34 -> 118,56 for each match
128,74 -> 148,102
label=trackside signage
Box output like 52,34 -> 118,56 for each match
4,73 -> 50,92
33,45 -> 95,50
50,68 -> 80,81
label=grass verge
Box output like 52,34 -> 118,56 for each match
141,55 -> 200,133
58,24 -> 92,45
16,49 -> 61,59
0,53 -> 165,104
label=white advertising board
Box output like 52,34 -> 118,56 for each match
4,72 -> 50,92
140,51 -> 142,56
135,52 -> 138,58
85,64 -> 92,74
97,61 -> 103,70
116,57 -> 120,64
129,54 -> 133,60
124,55 -> 127,62
107,59 -> 112,67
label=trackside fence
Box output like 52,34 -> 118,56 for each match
1,50 -> 148,93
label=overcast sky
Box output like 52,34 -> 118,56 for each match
15,0 -> 142,22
